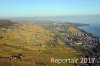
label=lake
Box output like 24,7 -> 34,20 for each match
79,24 -> 100,37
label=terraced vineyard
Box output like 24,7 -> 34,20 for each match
0,23 -> 83,66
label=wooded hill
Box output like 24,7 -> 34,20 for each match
0,20 -> 16,28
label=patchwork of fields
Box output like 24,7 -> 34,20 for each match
0,23 -> 83,66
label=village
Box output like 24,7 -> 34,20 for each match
43,22 -> 100,57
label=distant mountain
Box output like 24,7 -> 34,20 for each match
0,20 -> 16,28
5,15 -> 100,24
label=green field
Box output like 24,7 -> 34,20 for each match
0,23 -> 83,66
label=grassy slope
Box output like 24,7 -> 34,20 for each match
0,23 -> 83,66
67,27 -> 82,34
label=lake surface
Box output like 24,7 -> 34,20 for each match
79,24 -> 100,37
61,15 -> 100,37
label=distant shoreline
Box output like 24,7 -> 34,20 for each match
77,25 -> 99,38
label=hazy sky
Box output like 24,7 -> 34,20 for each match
0,0 -> 100,17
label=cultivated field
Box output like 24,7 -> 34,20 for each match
0,23 -> 83,66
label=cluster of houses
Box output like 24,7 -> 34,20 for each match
43,22 -> 100,57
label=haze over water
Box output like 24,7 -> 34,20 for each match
79,23 -> 100,37
66,15 -> 100,37
59,15 -> 100,37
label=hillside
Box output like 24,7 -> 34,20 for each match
0,20 -> 16,28
0,22 -> 83,66
67,27 -> 82,34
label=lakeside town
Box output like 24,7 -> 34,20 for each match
42,22 -> 100,56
